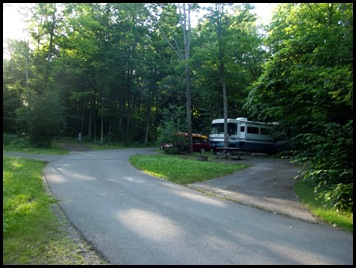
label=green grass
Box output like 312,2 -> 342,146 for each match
3,156 -> 108,265
129,153 -> 251,185
295,178 -> 353,233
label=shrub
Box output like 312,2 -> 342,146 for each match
17,92 -> 66,148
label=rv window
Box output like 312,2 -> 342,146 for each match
211,123 -> 237,135
240,126 -> 245,132
247,126 -> 259,134
228,123 -> 237,135
260,128 -> 270,135
211,123 -> 224,134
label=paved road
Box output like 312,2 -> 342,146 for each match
188,155 -> 320,223
4,149 -> 353,264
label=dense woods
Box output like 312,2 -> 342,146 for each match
3,3 -> 353,212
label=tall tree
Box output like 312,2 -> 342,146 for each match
207,3 -> 232,147
4,2 -> 265,148
3,39 -> 32,134
246,3 -> 353,212
28,3 -> 62,92
192,3 -> 262,134
159,3 -> 198,153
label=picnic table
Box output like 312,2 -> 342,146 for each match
214,147 -> 242,160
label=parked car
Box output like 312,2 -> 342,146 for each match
192,136 -> 211,152
160,132 -> 211,153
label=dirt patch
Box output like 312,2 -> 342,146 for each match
59,143 -> 92,152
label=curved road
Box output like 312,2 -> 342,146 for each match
6,148 -> 353,264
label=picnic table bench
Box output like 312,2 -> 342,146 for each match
214,147 -> 243,160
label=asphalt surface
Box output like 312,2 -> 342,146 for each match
188,154 -> 319,223
3,146 -> 353,265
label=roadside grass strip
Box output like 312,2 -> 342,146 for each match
129,154 -> 250,185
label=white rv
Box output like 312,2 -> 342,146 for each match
209,117 -> 280,154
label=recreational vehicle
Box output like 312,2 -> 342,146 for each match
209,117 -> 280,154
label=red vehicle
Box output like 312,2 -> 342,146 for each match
160,132 -> 211,153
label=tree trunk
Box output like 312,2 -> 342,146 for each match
144,87 -> 153,145
126,94 -> 131,140
94,116 -> 97,143
216,3 -> 229,147
88,105 -> 92,140
100,97 -> 104,144
182,3 -> 193,153
46,10 -> 55,62
222,75 -> 228,147
81,101 -> 85,134
185,64 -> 193,153
25,40 -> 29,104
162,3 -> 193,153
44,4 -> 56,88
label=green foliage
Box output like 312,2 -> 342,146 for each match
17,92 -> 66,148
293,121 -> 353,212
246,3 -> 353,212
3,133 -> 30,147
192,3 -> 264,119
3,133 -> 17,146
295,177 -> 353,232
3,39 -> 32,134
3,134 -> 68,154
156,104 -> 186,154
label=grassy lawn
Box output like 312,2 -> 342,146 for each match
3,156 -> 108,265
2,136 -> 353,264
129,152 -> 250,185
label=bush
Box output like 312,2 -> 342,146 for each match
3,133 -> 30,147
293,121 -> 353,212
3,133 -> 15,146
17,92 -> 66,148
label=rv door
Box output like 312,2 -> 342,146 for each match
239,123 -> 246,141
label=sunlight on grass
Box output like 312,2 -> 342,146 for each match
3,156 -> 108,265
295,178 -> 353,233
10,158 -> 24,168
129,154 -> 250,185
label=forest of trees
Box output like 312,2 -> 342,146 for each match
3,3 -> 353,212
